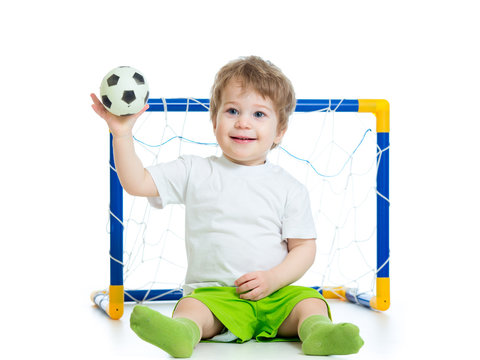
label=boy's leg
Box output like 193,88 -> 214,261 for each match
130,297 -> 223,358
277,298 -> 329,337
173,297 -> 224,339
277,298 -> 364,356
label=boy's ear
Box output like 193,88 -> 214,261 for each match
211,114 -> 217,131
274,126 -> 287,145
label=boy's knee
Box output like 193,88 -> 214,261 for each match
297,297 -> 328,312
174,297 -> 214,322
292,297 -> 329,323
175,297 -> 206,311
174,297 -> 223,339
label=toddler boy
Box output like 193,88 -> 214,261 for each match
91,56 -> 364,357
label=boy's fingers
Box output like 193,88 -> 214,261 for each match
90,94 -> 105,115
90,93 -> 101,104
91,103 -> 103,116
236,279 -> 259,294
136,103 -> 150,117
234,272 -> 256,287
239,287 -> 261,301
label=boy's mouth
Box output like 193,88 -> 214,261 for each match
230,136 -> 257,143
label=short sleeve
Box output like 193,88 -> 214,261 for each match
281,183 -> 317,240
146,156 -> 191,208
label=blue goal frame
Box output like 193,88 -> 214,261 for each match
93,98 -> 390,319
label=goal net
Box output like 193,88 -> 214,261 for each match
92,98 -> 390,319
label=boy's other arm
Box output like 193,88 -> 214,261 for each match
235,238 -> 316,301
91,93 -> 158,197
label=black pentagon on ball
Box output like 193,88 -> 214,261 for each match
122,90 -> 136,104
133,72 -> 145,85
101,95 -> 112,109
144,91 -> 149,104
107,74 -> 120,86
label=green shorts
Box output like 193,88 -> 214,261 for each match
175,286 -> 331,343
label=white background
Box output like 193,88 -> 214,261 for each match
1,0 -> 479,359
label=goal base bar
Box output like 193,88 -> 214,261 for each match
317,278 -> 390,311
91,285 -> 124,320
91,279 -> 390,319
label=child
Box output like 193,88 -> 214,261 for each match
91,56 -> 364,357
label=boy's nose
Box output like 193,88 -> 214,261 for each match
235,114 -> 251,129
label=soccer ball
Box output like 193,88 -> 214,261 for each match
100,66 -> 149,116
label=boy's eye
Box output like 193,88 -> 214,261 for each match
227,108 -> 239,115
254,111 -> 265,118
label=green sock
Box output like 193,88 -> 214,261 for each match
299,315 -> 364,356
130,305 -> 201,358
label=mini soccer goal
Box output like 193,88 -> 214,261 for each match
91,98 -> 390,320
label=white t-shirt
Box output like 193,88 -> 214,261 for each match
147,155 -> 316,295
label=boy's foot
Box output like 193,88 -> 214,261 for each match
299,315 -> 364,355
130,305 -> 200,358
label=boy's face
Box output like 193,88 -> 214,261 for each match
212,80 -> 286,166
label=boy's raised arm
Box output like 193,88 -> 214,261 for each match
91,93 -> 158,197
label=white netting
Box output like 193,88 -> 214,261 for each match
111,99 -> 379,299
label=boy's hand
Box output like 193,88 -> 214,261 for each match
90,93 -> 149,137
234,271 -> 278,301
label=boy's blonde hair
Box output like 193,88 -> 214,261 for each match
210,56 -> 296,148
